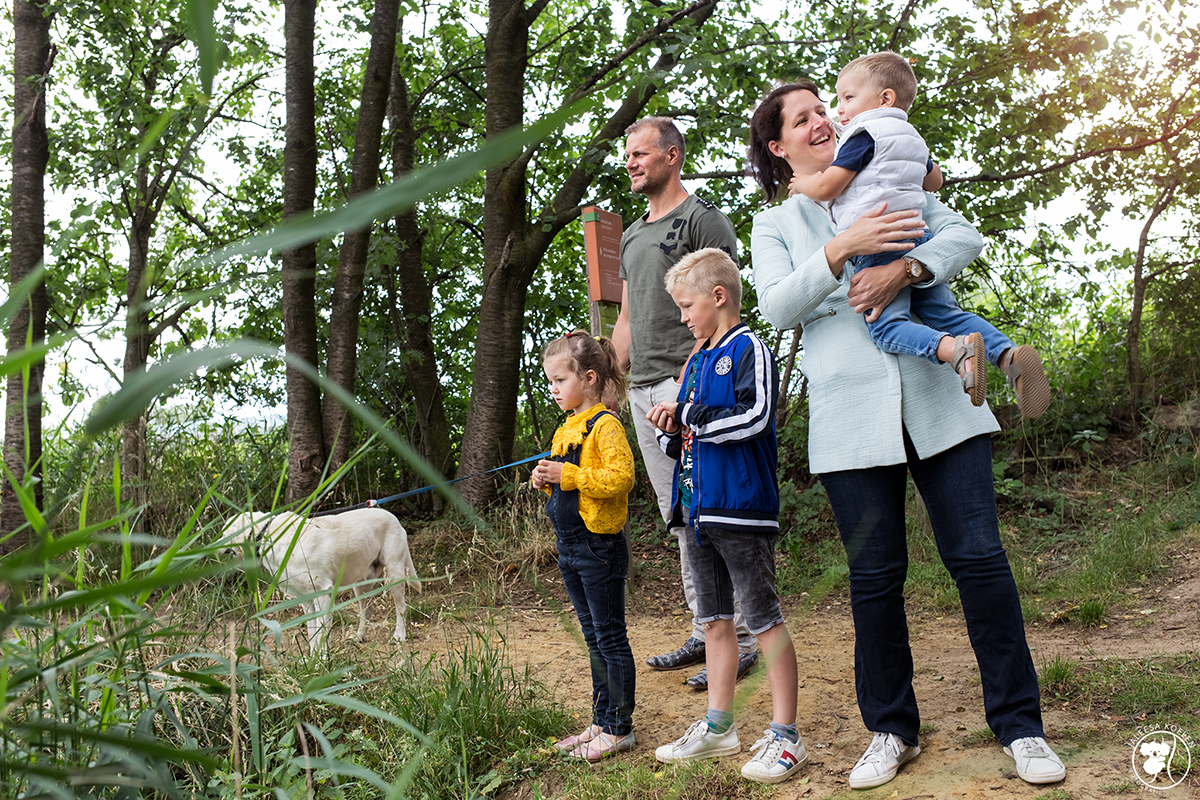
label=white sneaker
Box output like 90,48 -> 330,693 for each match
655,720 -> 741,763
1004,736 -> 1066,784
848,732 -> 920,789
740,730 -> 808,784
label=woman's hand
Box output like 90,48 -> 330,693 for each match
848,259 -> 910,322
532,459 -> 564,487
823,203 -> 926,277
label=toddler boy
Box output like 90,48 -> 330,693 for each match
792,51 -> 1050,418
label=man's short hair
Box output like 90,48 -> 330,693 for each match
841,51 -> 918,111
665,247 -> 742,308
625,117 -> 686,164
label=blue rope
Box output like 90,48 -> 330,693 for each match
311,450 -> 551,517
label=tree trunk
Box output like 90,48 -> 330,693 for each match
1127,179 -> 1177,413
455,0 -> 534,507
456,0 -> 720,507
2,0 -> 51,546
776,326 -> 802,430
121,205 -> 153,528
282,0 -> 325,503
388,37 -> 453,482
322,0 -> 400,474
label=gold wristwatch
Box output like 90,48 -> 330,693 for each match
903,256 -> 927,281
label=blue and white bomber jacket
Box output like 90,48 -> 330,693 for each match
656,322 -> 780,535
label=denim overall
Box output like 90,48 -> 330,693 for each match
545,410 -> 635,735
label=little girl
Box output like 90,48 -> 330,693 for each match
532,330 -> 637,761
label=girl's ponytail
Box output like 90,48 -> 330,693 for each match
594,335 -> 627,411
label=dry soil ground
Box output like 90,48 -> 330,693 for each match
350,535 -> 1200,799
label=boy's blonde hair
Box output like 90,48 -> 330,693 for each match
841,51 -> 917,111
664,247 -> 742,308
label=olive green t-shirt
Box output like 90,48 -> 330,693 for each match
618,194 -> 739,388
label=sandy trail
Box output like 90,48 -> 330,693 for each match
366,536 -> 1200,798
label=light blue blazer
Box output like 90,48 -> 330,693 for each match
751,194 -> 1000,474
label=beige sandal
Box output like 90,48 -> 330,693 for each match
1002,345 -> 1051,419
555,724 -> 601,752
570,731 -> 636,762
951,332 -> 987,407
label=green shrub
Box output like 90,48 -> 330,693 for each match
373,634 -> 570,800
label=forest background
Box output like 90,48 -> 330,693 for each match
1,0 -> 1199,795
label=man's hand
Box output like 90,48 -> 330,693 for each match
646,402 -> 679,433
848,258 -> 910,322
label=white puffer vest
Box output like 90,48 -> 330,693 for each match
830,107 -> 928,234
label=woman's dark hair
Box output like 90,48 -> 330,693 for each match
748,80 -> 823,203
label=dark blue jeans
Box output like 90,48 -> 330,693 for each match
819,433 -> 1043,747
853,232 -> 1014,365
557,528 -> 636,736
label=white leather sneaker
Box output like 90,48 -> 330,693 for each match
740,730 -> 808,784
655,720 -> 741,763
848,732 -> 920,789
1004,736 -> 1066,784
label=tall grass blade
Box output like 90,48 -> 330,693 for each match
203,97 -> 593,268
84,340 -> 478,521
186,0 -> 218,96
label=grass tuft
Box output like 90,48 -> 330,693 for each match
566,758 -> 775,800
1034,789 -> 1073,800
1077,598 -> 1108,627
370,630 -> 571,799
1100,778 -> 1137,794
1040,654 -> 1083,698
961,727 -> 996,747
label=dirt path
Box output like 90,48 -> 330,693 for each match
376,538 -> 1200,798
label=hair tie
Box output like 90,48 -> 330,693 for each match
565,331 -> 574,338
594,336 -> 601,341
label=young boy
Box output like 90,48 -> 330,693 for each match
646,247 -> 806,785
792,51 -> 1051,419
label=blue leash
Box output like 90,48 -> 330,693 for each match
311,450 -> 551,516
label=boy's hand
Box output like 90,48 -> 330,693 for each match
788,172 -> 814,198
532,459 -> 563,487
646,402 -> 679,433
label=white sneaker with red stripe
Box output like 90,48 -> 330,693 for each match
740,730 -> 808,784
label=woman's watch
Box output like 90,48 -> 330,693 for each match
903,256 -> 927,282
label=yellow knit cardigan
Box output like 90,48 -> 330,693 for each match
540,403 -> 635,534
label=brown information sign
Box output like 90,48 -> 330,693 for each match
582,206 -> 623,303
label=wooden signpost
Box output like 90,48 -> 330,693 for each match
581,206 -> 623,338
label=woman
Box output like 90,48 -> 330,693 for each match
748,82 -> 1065,788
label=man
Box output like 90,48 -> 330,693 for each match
612,117 -> 757,689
